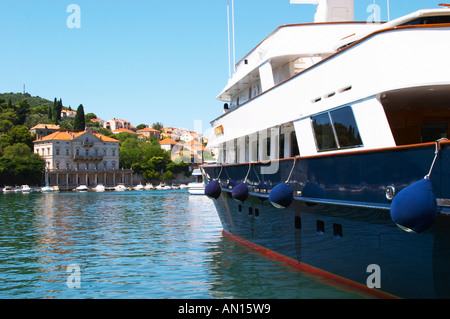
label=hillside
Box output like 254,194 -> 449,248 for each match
0,92 -> 55,109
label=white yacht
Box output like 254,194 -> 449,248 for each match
188,169 -> 205,195
202,1 -> 450,299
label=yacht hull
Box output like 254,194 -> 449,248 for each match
202,142 -> 450,299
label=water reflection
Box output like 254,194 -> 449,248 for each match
0,191 -> 368,299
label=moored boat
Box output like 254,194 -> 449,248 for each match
114,183 -> 126,192
144,183 -> 154,190
76,185 -> 89,192
188,169 -> 205,195
134,183 -> 144,191
202,1 -> 450,298
20,185 -> 31,193
2,186 -> 13,193
93,184 -> 105,192
41,184 -> 54,193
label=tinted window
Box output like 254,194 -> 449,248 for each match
312,106 -> 363,152
330,107 -> 363,148
312,113 -> 337,151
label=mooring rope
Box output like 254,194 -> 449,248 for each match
285,157 -> 297,184
425,138 -> 447,179
214,165 -> 223,181
244,163 -> 252,183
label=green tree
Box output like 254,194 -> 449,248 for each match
152,122 -> 163,132
16,99 -> 31,125
136,124 -> 147,130
55,98 -> 63,123
3,125 -> 34,149
73,104 -> 85,131
0,120 -> 13,133
85,112 -> 97,122
0,143 -> 45,186
48,103 -> 53,121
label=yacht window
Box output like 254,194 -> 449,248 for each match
279,134 -> 285,159
312,113 -> 337,151
330,107 -> 363,148
312,106 -> 363,152
401,16 -> 450,26
291,131 -> 300,156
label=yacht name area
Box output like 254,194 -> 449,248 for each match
177,303 -> 271,316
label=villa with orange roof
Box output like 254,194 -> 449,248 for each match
30,124 -> 60,139
137,126 -> 161,140
61,109 -> 77,118
103,118 -> 132,132
33,130 -> 132,188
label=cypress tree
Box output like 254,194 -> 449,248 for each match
48,104 -> 53,121
51,98 -> 57,122
56,99 -> 63,123
73,104 -> 85,131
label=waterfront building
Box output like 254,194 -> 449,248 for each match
33,130 -> 133,188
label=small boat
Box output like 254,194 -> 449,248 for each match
179,184 -> 188,189
52,186 -> 60,192
41,184 -> 54,192
188,169 -> 205,195
114,184 -> 126,192
144,183 -> 154,190
20,185 -> 31,193
156,183 -> 171,190
76,185 -> 89,192
93,184 -> 105,192
134,183 -> 144,191
2,186 -> 13,193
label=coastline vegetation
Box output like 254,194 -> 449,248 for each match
0,92 -> 189,186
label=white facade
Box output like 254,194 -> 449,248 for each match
33,131 -> 120,171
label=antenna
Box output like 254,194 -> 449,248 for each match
227,2 -> 231,78
387,0 -> 390,21
231,0 -> 236,72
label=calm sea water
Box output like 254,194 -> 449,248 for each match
0,190 -> 372,299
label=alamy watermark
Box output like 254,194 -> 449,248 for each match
66,4 -> 81,29
67,264 -> 81,289
366,264 -> 381,289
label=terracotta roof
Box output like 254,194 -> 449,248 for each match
159,138 -> 179,145
33,131 -> 118,143
93,133 -> 119,142
138,127 -> 160,132
112,128 -> 137,134
31,124 -> 60,130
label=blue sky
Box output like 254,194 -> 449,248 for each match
0,0 -> 442,132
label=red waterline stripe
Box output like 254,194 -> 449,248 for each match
222,229 -> 400,299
